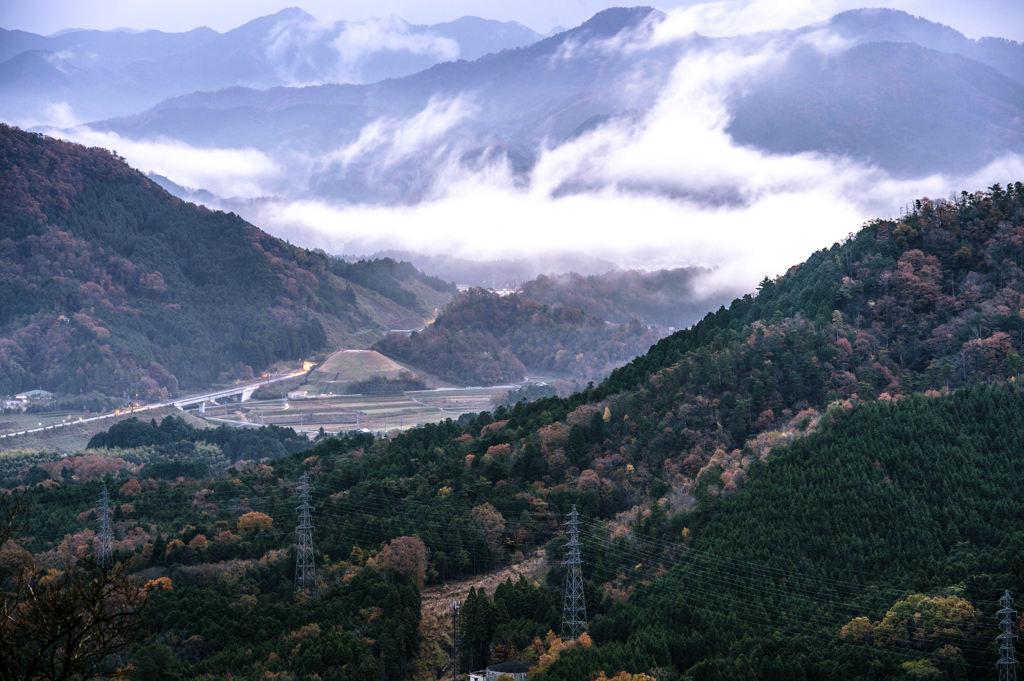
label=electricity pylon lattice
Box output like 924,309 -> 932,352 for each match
96,485 -> 113,568
294,472 -> 317,593
999,590 -> 1018,681
561,504 -> 587,639
450,600 -> 461,681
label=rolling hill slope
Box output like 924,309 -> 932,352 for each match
10,181 -> 1024,681
0,124 -> 451,397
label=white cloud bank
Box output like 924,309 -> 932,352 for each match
39,2 -> 1024,302
48,127 -> 279,198
251,25 -> 1024,296
264,14 -> 460,85
327,96 -> 478,169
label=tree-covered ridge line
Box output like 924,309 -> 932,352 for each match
532,386 -> 1024,681
603,182 -> 1024,400
374,288 -> 665,385
327,257 -> 457,308
0,125 -> 455,398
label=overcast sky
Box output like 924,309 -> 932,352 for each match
2,0 -> 1024,41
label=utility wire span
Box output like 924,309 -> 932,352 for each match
13,472 -> 1010,606
8,461 -> 1016,669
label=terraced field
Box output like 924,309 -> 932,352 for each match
304,350 -> 412,394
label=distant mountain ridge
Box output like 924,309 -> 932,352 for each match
0,8 -> 542,122
86,6 -> 1024,207
812,8 -> 1024,86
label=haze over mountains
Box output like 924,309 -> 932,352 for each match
90,6 -> 1024,183
4,5 -> 1024,295
8,5 -> 1024,681
0,8 -> 542,122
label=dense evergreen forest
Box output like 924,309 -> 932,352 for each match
5,182 -> 1024,681
327,258 -> 456,307
374,288 -> 664,384
0,125 -> 451,397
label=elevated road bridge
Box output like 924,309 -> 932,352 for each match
0,368 -> 309,441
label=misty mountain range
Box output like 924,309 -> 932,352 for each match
3,6 -> 1024,213
0,8 -> 542,122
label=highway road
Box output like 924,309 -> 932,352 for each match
0,368 -> 309,441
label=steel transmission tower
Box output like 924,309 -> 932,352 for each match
294,472 -> 317,593
999,591 -> 1018,681
450,600 -> 461,681
561,505 -> 587,639
96,485 -> 113,568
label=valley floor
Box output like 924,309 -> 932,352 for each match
0,405 -> 209,453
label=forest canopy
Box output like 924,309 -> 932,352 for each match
374,289 -> 664,385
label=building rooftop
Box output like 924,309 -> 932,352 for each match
488,662 -> 531,674
17,390 -> 53,397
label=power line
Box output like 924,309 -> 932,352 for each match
560,504 -> 587,639
96,484 -> 112,568
294,472 -> 317,595
8,458 -> 1014,665
999,591 -> 1018,681
10,469 -> 1008,670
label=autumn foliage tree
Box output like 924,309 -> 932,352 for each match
236,511 -> 273,534
370,536 -> 430,587
471,503 -> 507,566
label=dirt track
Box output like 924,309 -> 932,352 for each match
422,550 -> 547,619
413,551 -> 548,681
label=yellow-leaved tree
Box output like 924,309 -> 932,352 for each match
237,511 -> 273,534
840,593 -> 980,656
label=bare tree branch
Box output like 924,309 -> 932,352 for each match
1,493 -> 146,681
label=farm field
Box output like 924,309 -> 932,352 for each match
195,385 -> 506,436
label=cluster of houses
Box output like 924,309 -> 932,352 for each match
2,389 -> 53,410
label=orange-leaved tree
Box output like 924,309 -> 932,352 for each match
370,536 -> 430,587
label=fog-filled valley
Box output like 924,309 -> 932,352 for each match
5,4 -> 1024,294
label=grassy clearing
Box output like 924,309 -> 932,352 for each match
306,350 -> 410,393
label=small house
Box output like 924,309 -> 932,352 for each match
485,662 -> 530,681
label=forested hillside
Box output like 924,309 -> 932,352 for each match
520,268 -> 720,329
5,182 -> 1024,681
533,387 -> 1024,680
0,125 -> 451,397
601,184 -> 1024,435
6,387 -> 1024,679
373,288 -> 665,385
